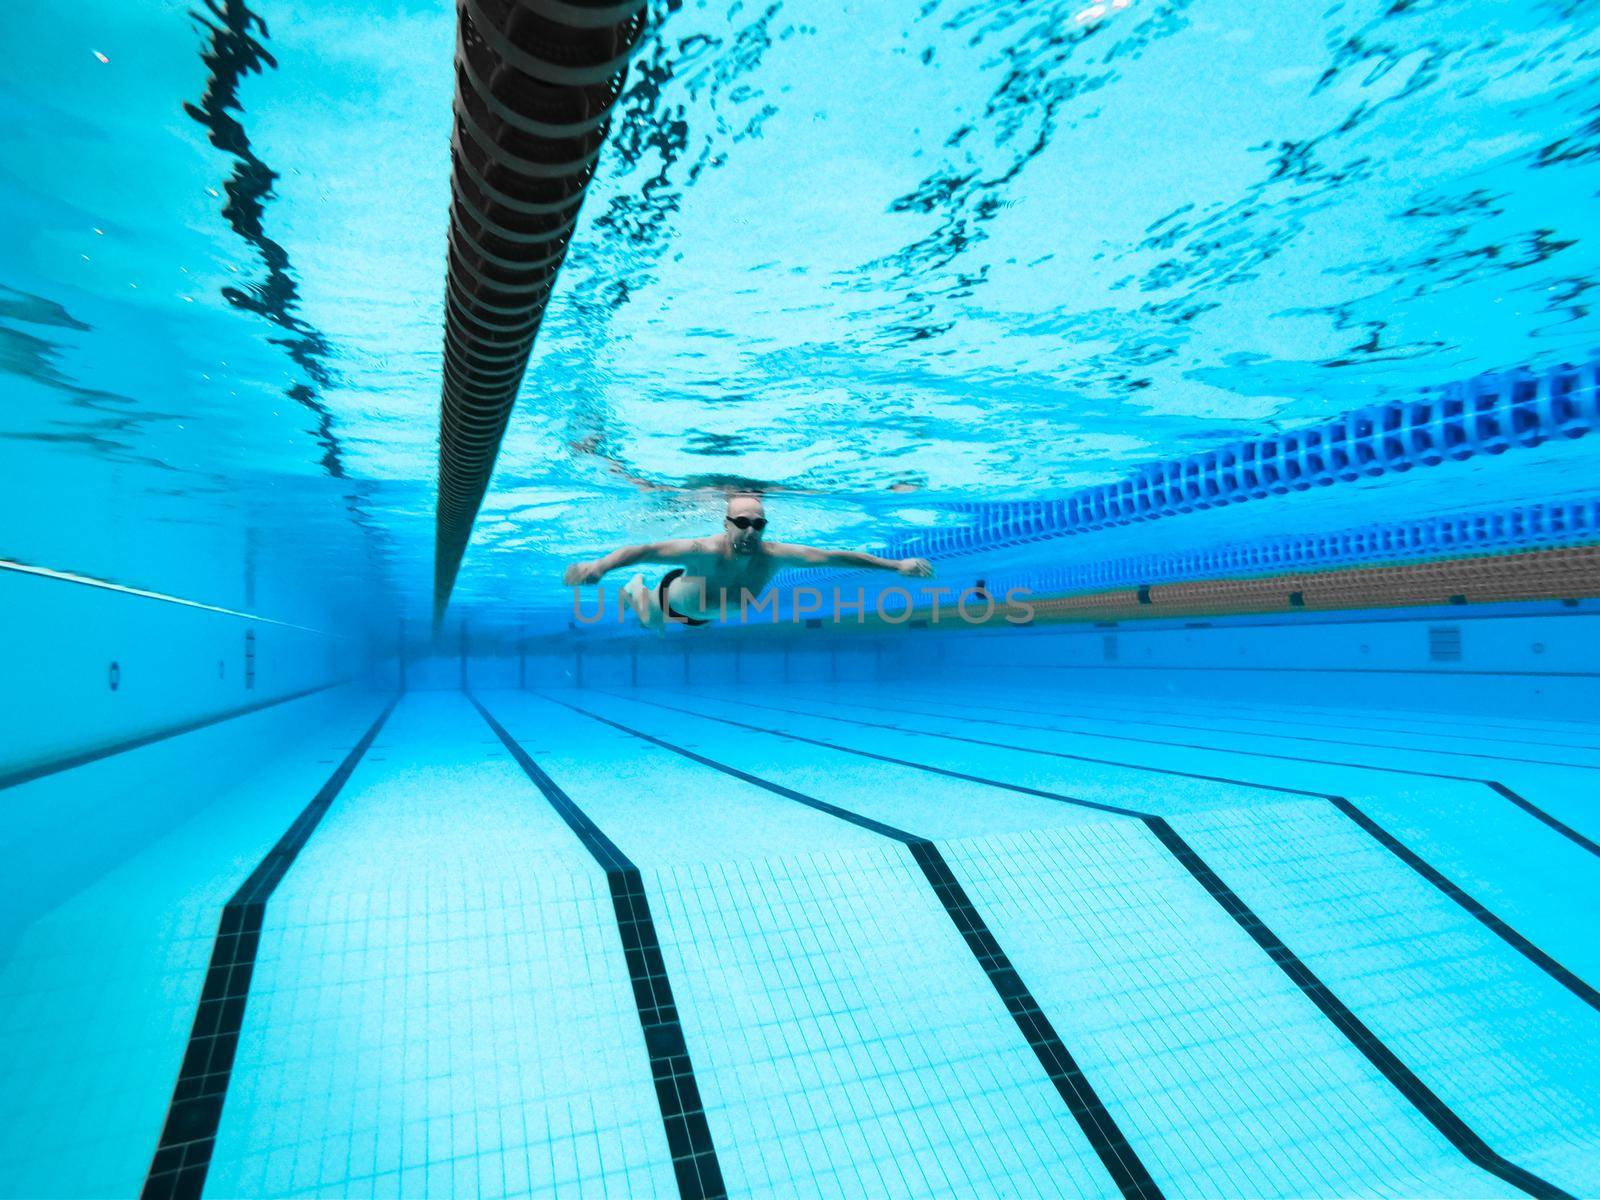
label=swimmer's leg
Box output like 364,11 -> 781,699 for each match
621,573 -> 664,633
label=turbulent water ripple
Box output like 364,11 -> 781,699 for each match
15,0 -> 1588,616
185,0 -> 345,477
862,0 -> 1196,303
546,0 -> 813,498
0,286 -> 188,472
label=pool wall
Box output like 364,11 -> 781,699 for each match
0,568 -> 354,780
394,599 -> 1598,719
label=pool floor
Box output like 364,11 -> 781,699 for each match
0,683 -> 1596,1198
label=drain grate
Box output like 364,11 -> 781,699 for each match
1427,624 -> 1462,663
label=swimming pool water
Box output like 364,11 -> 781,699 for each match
4,0 -> 1600,623
2,0 -> 1598,1195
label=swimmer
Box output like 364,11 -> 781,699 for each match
562,493 -> 934,628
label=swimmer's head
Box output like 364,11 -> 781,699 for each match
725,493 -> 766,555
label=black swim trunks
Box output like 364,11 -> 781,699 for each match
658,568 -> 710,626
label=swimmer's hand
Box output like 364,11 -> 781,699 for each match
897,558 -> 934,578
563,561 -> 604,586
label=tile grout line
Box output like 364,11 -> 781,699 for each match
468,691 -> 727,1200
539,691 -> 1166,1200
142,694 -> 398,1200
577,687 -> 1574,1200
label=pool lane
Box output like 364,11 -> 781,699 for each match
637,685 -> 1600,1197
965,688 -> 1600,850
147,697 -> 398,1198
967,690 -> 1600,769
472,696 -> 726,1200
201,692 -> 683,1200
561,689 -> 1570,1199
873,684 -> 1598,924
999,690 -> 1600,755
1179,800 -> 1600,1196
477,691 -> 1133,1200
856,683 -> 1600,849
705,685 -> 1600,984
0,687 -> 387,1200
1006,697 -> 1600,864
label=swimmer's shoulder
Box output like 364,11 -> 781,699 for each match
670,535 -> 726,563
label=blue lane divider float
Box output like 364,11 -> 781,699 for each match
979,497 -> 1600,600
881,356 -> 1600,562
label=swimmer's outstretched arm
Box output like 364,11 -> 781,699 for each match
764,543 -> 934,577
562,538 -> 706,585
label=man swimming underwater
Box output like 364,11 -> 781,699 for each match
562,493 -> 934,629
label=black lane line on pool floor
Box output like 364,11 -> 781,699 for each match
142,695 -> 396,1200
661,689 -> 1599,1012
580,690 -> 1573,1200
733,687 -> 1600,860
538,693 -> 1164,1200
470,694 -> 727,1200
0,681 -> 343,792
1484,781 -> 1600,858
